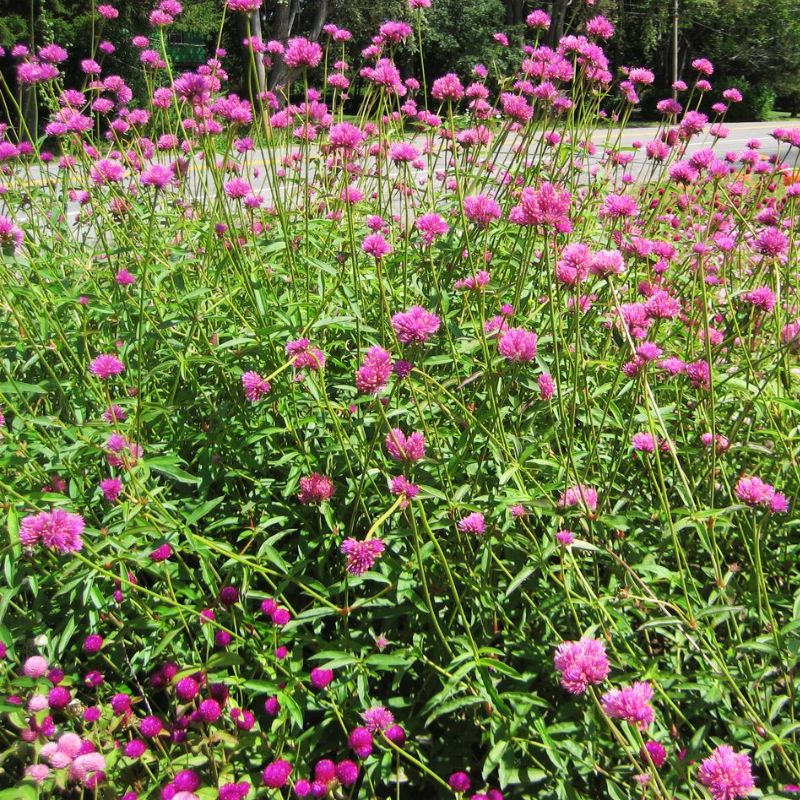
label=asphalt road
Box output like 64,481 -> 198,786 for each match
6,120 -> 795,230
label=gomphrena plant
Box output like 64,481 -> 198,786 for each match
0,1 -> 798,799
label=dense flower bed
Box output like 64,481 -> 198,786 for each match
0,1 -> 799,799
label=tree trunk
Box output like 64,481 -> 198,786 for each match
250,9 -> 267,95
309,0 -> 329,41
267,0 -> 294,93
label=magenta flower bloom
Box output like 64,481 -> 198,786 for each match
115,268 -> 136,286
586,14 -> 614,38
362,705 -> 394,732
0,215 -> 23,252
415,213 -> 449,246
139,163 -> 173,189
19,509 -> 85,553
262,758 -> 292,789
23,655 -> 49,678
742,285 -> 776,313
632,432 -> 656,453
642,741 -> 667,768
734,476 -> 788,513
458,512 -> 486,535
509,182 -> 572,232
309,667 -> 335,689
284,37 -> 322,69
286,338 -> 325,370
348,726 -> 374,758
391,306 -> 441,345
362,233 -> 392,259
431,73 -> 465,101
448,772 -> 471,792
241,371 -> 271,402
90,353 -> 125,380
341,537 -> 385,575
389,475 -> 419,507
553,637 -> 610,694
336,760 -> 360,786
100,477 -> 123,501
463,194 -> 502,227
149,543 -> 173,562
601,681 -> 655,729
297,473 -> 335,504
356,346 -> 393,394
498,327 -> 538,363
697,745 -> 755,800
329,122 -> 366,151
385,429 -> 426,462
558,484 -> 598,513
226,0 -> 262,11
754,227 -> 788,258
538,373 -> 555,400
527,9 -> 551,28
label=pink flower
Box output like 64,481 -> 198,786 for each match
362,233 -> 392,259
329,122 -> 366,151
509,183 -> 572,232
356,346 -> 393,394
297,473 -> 335,504
385,429 -> 426,462
632,432 -> 656,452
553,637 -> 610,694
0,215 -> 23,251
734,476 -> 788,513
458,512 -> 486,534
558,485 -> 598,513
139,163 -> 173,189
23,655 -> 49,677
348,726 -> 374,758
362,706 -> 394,732
25,764 -> 50,783
389,475 -> 420,507
586,15 -> 614,38
392,306 -> 441,345
100,477 -> 123,501
341,537 -> 385,575
90,354 -> 125,380
463,194 -> 502,226
431,73 -> 464,102
601,681 -> 655,729
309,667 -> 335,689
602,192 -> 639,219
692,57 -> 714,76
698,745 -> 755,800
286,338 -> 326,370
19,509 -> 85,553
590,249 -> 625,277
742,285 -> 775,312
149,543 -> 173,562
226,0 -> 262,11
98,4 -> 119,18
498,328 -> 538,363
415,213 -> 449,245
241,371 -> 271,402
69,752 -> 106,786
526,9 -> 551,28
284,38 -> 322,69
262,759 -> 292,789
642,741 -> 667,768
449,772 -> 471,792
115,268 -> 136,286
538,373 -> 555,400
